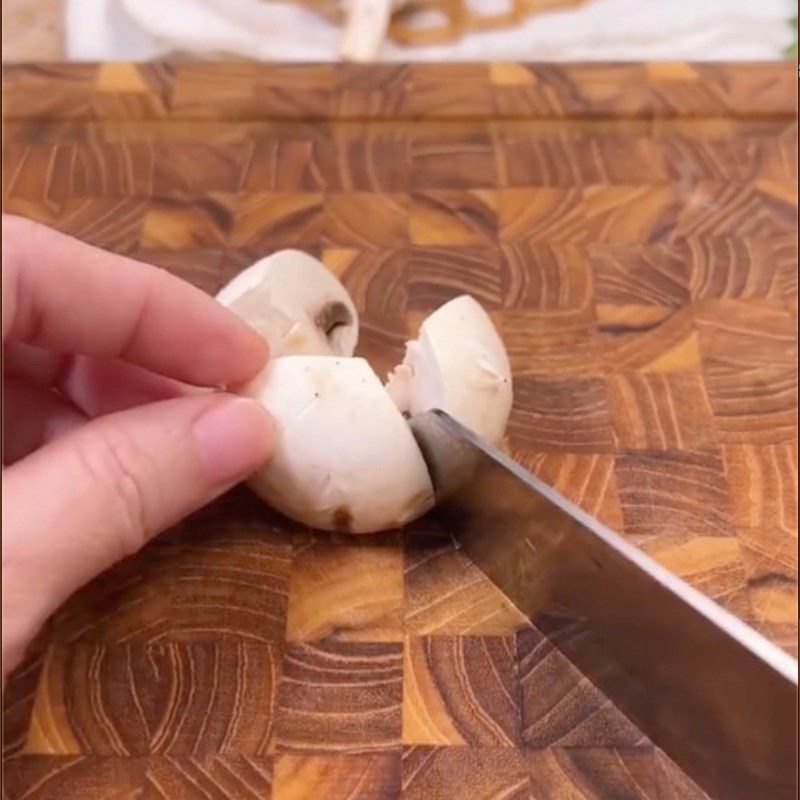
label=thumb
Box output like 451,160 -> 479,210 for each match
2,394 -> 273,672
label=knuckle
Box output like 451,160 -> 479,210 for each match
74,428 -> 156,558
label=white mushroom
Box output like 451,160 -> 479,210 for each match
340,0 -> 404,61
217,251 -> 511,533
385,295 -> 512,445
217,250 -> 358,358
241,356 -> 434,533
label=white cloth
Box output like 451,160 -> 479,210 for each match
67,0 -> 794,62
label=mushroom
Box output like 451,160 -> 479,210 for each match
218,249 -> 358,358
217,250 -> 512,533
385,295 -> 512,446
340,0 -> 406,61
240,356 -> 435,532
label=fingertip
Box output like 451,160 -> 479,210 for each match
193,395 -> 274,487
231,321 -> 271,382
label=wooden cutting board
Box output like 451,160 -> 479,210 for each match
2,62 -> 797,799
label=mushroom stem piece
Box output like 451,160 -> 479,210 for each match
340,0 -> 394,61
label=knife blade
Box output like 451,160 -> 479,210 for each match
408,409 -> 798,800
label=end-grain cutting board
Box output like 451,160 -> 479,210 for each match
2,62 -> 797,799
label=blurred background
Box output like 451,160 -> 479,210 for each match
3,0 -> 797,63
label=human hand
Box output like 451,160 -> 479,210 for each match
2,216 -> 274,680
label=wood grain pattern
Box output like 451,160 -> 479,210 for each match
526,748 -> 662,800
25,643 -> 280,757
615,451 -> 734,537
273,754 -> 400,800
723,443 -> 798,530
605,372 -> 717,451
509,376 -> 616,453
404,535 -> 531,635
403,636 -> 520,746
3,756 -> 146,800
629,535 -> 750,618
401,747 -> 528,800
517,629 -> 646,748
737,526 -> 799,658
285,545 -> 404,642
144,756 -> 272,800
275,641 -> 403,754
2,62 -> 796,799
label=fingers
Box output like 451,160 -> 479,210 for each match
61,356 -> 208,417
2,393 -> 273,673
3,342 -> 69,387
4,345 -> 207,416
2,215 -> 269,387
2,378 -> 87,464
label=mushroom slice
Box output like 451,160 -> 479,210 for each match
386,295 -> 512,446
217,250 -> 358,358
242,356 -> 435,533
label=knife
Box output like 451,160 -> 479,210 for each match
408,409 -> 798,800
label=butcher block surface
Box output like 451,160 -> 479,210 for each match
2,62 -> 797,799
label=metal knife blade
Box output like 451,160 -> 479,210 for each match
409,409 -> 798,800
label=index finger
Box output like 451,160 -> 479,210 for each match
2,216 -> 269,387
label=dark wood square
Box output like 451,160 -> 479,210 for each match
161,531 -> 292,645
336,249 -> 408,318
517,630 -> 645,748
723,443 -> 798,530
589,242 -> 691,307
526,748 -> 661,800
596,306 -> 702,373
228,193 -> 324,250
405,246 -> 503,310
499,242 -> 594,310
153,142 -> 252,195
514,452 -> 624,530
509,376 -> 616,454
143,756 -> 273,800
3,756 -> 147,800
606,372 -> 718,451
497,135 -> 668,187
498,185 -> 677,246
401,747 -> 528,800
410,133 -> 498,190
275,641 -> 403,754
403,636 -> 521,746
25,643 -> 280,757
703,366 -> 797,445
404,535 -> 530,636
495,308 -> 602,378
616,451 -> 734,537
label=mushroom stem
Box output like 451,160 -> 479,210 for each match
340,0 -> 393,61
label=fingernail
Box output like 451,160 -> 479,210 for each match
194,397 -> 274,485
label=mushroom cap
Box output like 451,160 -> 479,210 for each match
242,356 -> 435,533
386,295 -> 512,445
217,250 -> 358,358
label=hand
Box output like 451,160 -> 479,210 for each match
2,216 -> 274,680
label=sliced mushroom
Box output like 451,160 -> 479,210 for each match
218,254 -> 511,533
385,295 -> 512,445
242,356 -> 435,533
217,250 -> 358,358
